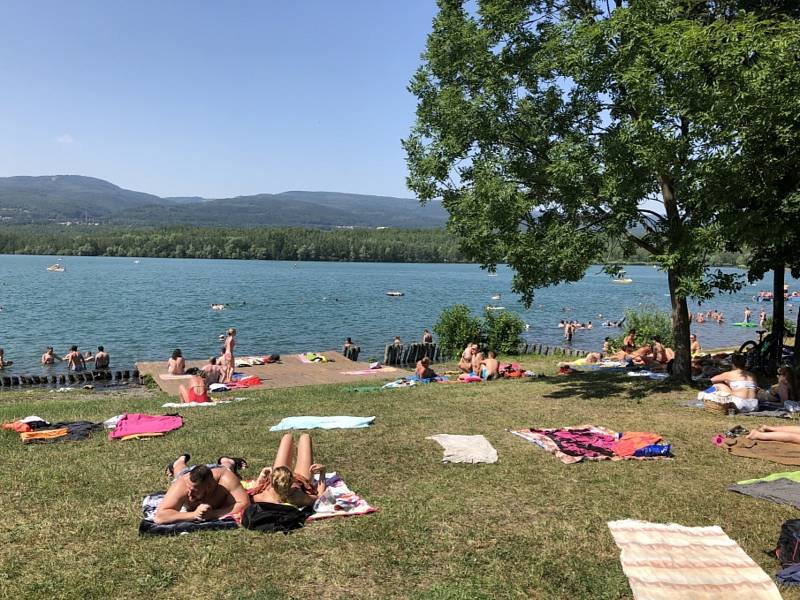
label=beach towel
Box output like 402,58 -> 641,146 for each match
138,492 -> 238,536
208,383 -> 230,392
627,371 -> 669,380
269,416 -> 375,432
382,379 -> 418,389
159,374 -> 192,380
426,434 -> 498,464
510,425 -> 670,464
728,470 -> 800,508
607,519 -> 781,599
308,473 -> 377,521
19,421 -> 101,444
721,436 -> 800,466
297,353 -> 327,364
109,413 -> 183,440
161,398 -> 245,408
342,367 -> 400,375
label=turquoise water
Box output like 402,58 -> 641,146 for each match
0,255 -> 794,374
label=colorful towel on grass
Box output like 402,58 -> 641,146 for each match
269,416 -> 375,431
161,398 -> 246,408
383,379 -> 418,388
297,353 -> 328,364
509,425 -> 670,464
109,413 -> 183,440
728,470 -> 800,508
308,473 -> 377,521
607,519 -> 781,599
427,434 -> 498,464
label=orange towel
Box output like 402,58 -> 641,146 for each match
20,428 -> 68,442
613,432 -> 662,457
118,432 -> 165,441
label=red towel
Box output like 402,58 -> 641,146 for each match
109,413 -> 183,440
613,432 -> 662,457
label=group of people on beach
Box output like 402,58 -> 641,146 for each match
0,345 -> 109,371
457,343 -> 501,380
155,432 -> 326,525
167,328 -> 237,404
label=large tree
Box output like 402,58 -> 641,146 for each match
405,0 -> 797,381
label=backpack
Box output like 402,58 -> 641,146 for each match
241,502 -> 309,534
776,519 -> 800,565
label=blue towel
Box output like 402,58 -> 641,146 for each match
269,416 -> 376,431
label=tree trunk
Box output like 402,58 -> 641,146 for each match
667,269 -> 692,383
772,265 -> 785,366
794,296 -> 800,360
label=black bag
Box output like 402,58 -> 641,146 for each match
776,519 -> 800,565
241,502 -> 308,533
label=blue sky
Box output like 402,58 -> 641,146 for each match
0,1 -> 438,198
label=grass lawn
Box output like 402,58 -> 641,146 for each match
1,356 -> 798,599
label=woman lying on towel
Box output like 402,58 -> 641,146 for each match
709,353 -> 759,412
247,433 -> 326,508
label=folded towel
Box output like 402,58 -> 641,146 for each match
269,416 -> 376,431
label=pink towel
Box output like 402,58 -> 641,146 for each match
109,413 -> 183,440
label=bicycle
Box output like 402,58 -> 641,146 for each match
738,328 -> 795,374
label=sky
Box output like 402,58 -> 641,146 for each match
0,1 -> 439,198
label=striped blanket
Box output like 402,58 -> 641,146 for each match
608,519 -> 781,599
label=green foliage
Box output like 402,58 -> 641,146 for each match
765,317 -> 797,337
433,304 -> 483,359
483,309 -> 525,355
609,305 -> 674,352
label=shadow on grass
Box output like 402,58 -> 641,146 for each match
541,371 -> 689,402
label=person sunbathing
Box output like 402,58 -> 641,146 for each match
415,356 -> 438,380
201,356 -> 224,386
709,353 -> 758,411
248,434 -> 326,508
758,366 -> 797,405
747,425 -> 800,444
480,351 -> 500,380
458,344 -> 476,373
179,372 -> 209,403
167,349 -> 185,375
154,457 -> 250,524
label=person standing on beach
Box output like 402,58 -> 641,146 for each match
223,328 -> 236,382
744,307 -> 752,323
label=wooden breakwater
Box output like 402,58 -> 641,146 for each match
0,369 -> 139,388
382,342 -> 589,366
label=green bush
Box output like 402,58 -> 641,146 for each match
433,304 -> 483,358
764,316 -> 797,337
609,304 -> 673,351
484,309 -> 526,355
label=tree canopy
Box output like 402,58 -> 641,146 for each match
405,0 -> 800,380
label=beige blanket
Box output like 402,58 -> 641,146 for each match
608,519 -> 781,599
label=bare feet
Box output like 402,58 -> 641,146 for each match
165,453 -> 190,477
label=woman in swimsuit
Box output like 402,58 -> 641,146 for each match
168,349 -> 185,375
223,328 -> 236,383
759,365 -> 797,406
710,353 -> 759,411
458,344 -> 476,373
248,434 -> 326,508
179,372 -> 209,404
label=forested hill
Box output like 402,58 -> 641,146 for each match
0,175 -> 448,229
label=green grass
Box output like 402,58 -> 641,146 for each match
1,357 -> 797,599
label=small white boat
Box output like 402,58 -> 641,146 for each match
486,306 -> 505,311
46,263 -> 65,273
613,278 -> 633,284
491,294 -> 502,300
487,273 -> 498,277
133,260 -> 140,264
386,291 -> 405,297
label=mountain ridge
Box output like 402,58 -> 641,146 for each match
0,175 -> 447,229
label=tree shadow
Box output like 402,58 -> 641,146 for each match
541,371 -> 689,402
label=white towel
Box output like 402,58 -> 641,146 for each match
427,434 -> 498,464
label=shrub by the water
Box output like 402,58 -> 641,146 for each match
765,316 -> 797,337
609,305 -> 673,351
434,304 -> 525,358
484,309 -> 526,355
433,304 -> 483,359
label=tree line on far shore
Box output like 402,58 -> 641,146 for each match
0,225 -> 748,266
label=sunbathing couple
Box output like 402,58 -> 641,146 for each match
706,355 -> 797,412
154,433 -> 326,524
458,344 -> 500,380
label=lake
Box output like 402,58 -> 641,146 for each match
0,255 -> 794,374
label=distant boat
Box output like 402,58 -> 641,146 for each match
491,294 -> 502,300
487,273 -> 498,277
386,291 -> 405,297
486,306 -> 505,311
133,260 -> 140,264
613,278 -> 633,284
46,263 -> 65,273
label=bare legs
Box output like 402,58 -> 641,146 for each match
178,384 -> 190,403
747,425 -> 800,444
272,433 -> 313,478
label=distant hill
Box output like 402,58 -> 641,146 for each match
0,175 -> 448,229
